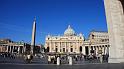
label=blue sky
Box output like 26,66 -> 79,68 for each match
0,0 -> 107,44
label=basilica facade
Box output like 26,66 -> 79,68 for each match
45,25 -> 109,56
45,25 -> 85,54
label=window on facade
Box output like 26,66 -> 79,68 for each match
63,48 -> 65,52
55,48 -> 58,52
60,49 -> 61,52
105,39 -> 108,42
101,39 -> 104,42
66,49 -> 68,52
79,46 -> 82,52
70,48 -> 73,52
105,45 -> 108,47
92,35 -> 94,39
48,38 -> 50,40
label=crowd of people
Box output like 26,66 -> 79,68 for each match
47,54 -> 109,64
0,52 -> 109,64
0,53 -> 16,59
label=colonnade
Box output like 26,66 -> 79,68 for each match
86,44 -> 109,55
0,45 -> 25,54
48,41 -> 82,53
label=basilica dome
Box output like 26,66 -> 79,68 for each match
64,25 -> 75,36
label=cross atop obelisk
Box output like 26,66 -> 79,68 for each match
31,17 -> 36,55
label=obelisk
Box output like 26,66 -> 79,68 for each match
31,17 -> 36,55
104,0 -> 124,63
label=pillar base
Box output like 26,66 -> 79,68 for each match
109,58 -> 124,63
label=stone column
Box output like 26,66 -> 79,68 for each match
21,46 -> 23,53
60,42 -> 61,52
93,46 -> 95,55
21,46 -> 23,54
102,45 -> 104,55
92,46 -> 94,54
66,42 -> 68,52
95,46 -> 98,55
98,46 -> 101,55
58,42 -> 60,52
8,46 -> 10,52
104,45 -> 107,55
53,42 -> 55,52
65,42 -> 66,52
103,45 -> 106,55
6,45 -> 9,52
24,45 -> 26,53
100,46 -> 103,54
12,46 -> 14,53
13,46 -> 15,53
18,46 -> 20,54
76,42 -> 78,53
92,46 -> 94,50
9,46 -> 11,53
82,46 -> 85,55
88,46 -> 91,55
49,41 -> 52,52
73,42 -> 75,53
107,45 -> 109,55
68,42 -> 71,52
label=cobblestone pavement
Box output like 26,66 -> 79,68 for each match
0,63 -> 124,69
0,55 -> 124,69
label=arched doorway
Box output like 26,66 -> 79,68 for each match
85,46 -> 89,55
79,46 -> 82,52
